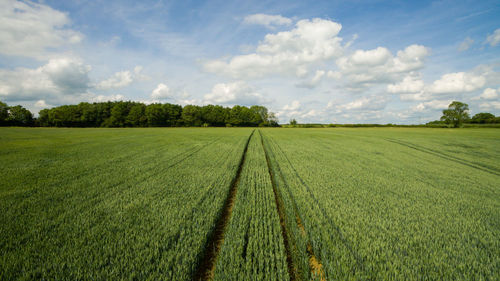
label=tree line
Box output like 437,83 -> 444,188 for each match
428,101 -> 500,128
0,100 -> 279,127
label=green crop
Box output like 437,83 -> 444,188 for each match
1,127 -> 499,280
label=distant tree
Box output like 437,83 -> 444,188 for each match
127,104 -> 147,127
182,105 -> 203,126
471,112 -> 496,124
268,112 -> 279,127
163,103 -> 182,126
0,101 -> 9,125
145,103 -> 166,127
250,105 -> 268,126
201,105 -> 227,126
37,109 -> 50,126
289,119 -> 298,126
8,105 -> 33,126
440,101 -> 470,128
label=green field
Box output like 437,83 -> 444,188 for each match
1,127 -> 499,280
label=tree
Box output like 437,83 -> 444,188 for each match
8,105 -> 33,126
289,119 -> 298,126
440,101 -> 469,128
471,112 -> 496,124
0,101 -> 9,126
182,105 -> 202,126
127,104 -> 147,127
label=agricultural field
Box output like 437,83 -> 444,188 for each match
0,127 -> 499,280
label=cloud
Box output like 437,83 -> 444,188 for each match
427,71 -> 485,94
336,96 -> 388,111
458,37 -> 474,51
335,45 -> 429,88
203,81 -> 268,106
150,83 -> 171,100
486,28 -> 500,46
204,18 -> 343,78
391,66 -> 495,102
387,75 -> 425,94
97,71 -> 133,90
472,88 -> 499,100
479,101 -> 500,110
412,100 -> 451,112
295,70 -> 325,88
91,94 -> 125,102
0,57 -> 91,103
96,66 -> 146,90
276,100 -> 325,122
243,14 -> 292,28
0,0 -> 83,59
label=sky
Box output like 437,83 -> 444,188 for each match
1,0 -> 499,124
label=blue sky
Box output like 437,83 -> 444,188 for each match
1,0 -> 499,123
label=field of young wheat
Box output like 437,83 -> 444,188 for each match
1,127 -> 498,280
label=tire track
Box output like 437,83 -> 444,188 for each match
385,138 -> 500,177
193,130 -> 254,281
259,130 -> 297,281
264,132 -> 366,274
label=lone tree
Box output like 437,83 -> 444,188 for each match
440,101 -> 469,128
289,118 -> 297,126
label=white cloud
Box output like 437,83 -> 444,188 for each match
151,83 -> 171,100
336,45 -> 429,87
458,37 -> 474,51
203,81 -> 268,106
428,72 -> 485,94
486,28 -> 500,47
34,100 -> 49,108
479,101 -> 500,110
97,71 -> 133,90
204,18 -> 343,78
243,14 -> 292,28
0,0 -> 83,59
336,96 -> 387,111
96,66 -> 146,90
296,70 -> 325,88
91,94 -> 125,102
412,100 -> 451,112
472,88 -> 499,100
387,75 -> 425,94
0,57 -> 91,103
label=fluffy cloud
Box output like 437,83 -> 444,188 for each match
295,70 -> 325,88
204,18 -> 343,78
479,101 -> 500,110
91,94 -> 125,102
486,28 -> 500,47
203,81 -> 268,106
427,72 -> 485,94
387,75 -> 425,94
458,37 -> 474,51
335,45 -> 429,87
336,96 -> 387,111
97,71 -> 133,90
472,88 -> 499,100
151,83 -> 171,100
243,14 -> 292,28
411,100 -> 451,112
0,0 -> 83,59
0,57 -> 91,103
97,66 -> 145,90
275,101 -> 326,122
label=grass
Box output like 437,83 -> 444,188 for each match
0,127 -> 499,280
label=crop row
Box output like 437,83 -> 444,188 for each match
0,128 -> 253,280
213,131 -> 289,280
261,128 -> 500,280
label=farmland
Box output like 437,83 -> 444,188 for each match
0,127 -> 499,280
